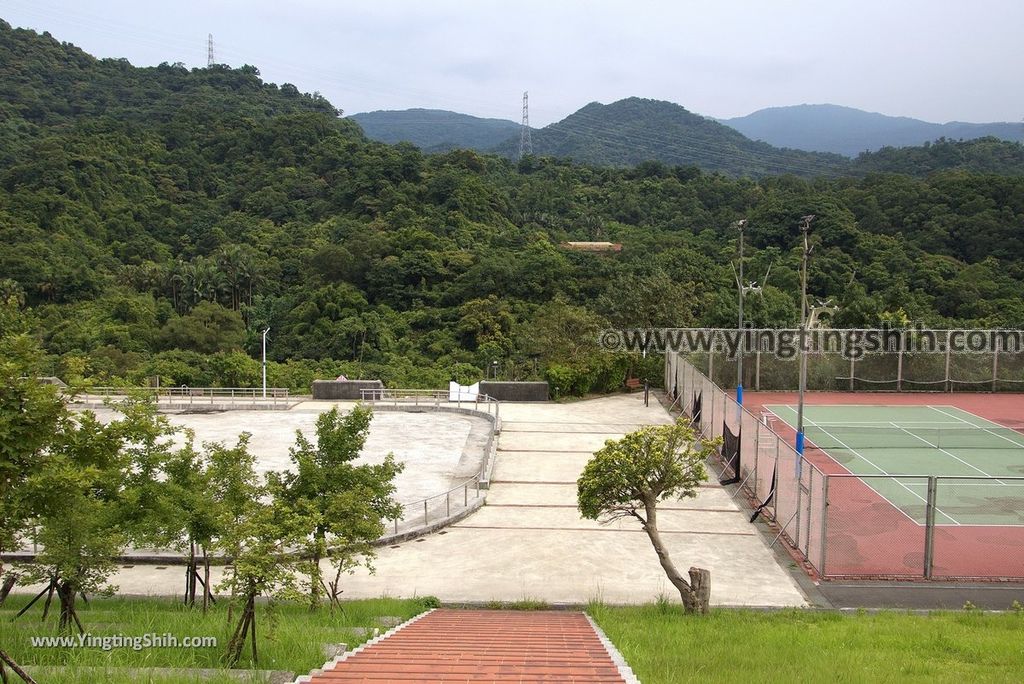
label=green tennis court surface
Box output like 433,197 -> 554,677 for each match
764,404 -> 1024,526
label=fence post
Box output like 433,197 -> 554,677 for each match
896,349 -> 903,392
992,348 -> 1000,392
944,331 -> 952,392
752,419 -> 760,495
755,350 -> 761,391
803,468 -> 814,560
923,476 -> 937,578
849,356 -> 855,391
709,386 -> 716,438
773,440 -> 780,519
795,471 -> 803,550
708,349 -> 715,384
819,475 -> 829,576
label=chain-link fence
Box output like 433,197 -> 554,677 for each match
696,344 -> 1024,393
667,351 -> 1024,580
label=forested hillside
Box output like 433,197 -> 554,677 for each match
349,109 -> 522,153
3,20 -> 1024,396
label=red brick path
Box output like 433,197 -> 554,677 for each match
300,609 -> 629,683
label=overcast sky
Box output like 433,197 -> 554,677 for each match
3,0 -> 1023,127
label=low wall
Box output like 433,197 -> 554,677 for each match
480,381 -> 549,402
311,379 -> 384,400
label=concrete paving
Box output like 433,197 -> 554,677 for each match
42,393 -> 808,607
87,404 -> 487,504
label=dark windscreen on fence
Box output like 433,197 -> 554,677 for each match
720,422 -> 741,485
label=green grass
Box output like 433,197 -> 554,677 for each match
588,603 -> 1024,683
0,594 -> 434,683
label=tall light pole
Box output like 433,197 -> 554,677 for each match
735,219 -> 747,408
795,215 -> 815,470
262,327 -> 270,399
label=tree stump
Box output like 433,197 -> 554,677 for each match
688,567 -> 711,615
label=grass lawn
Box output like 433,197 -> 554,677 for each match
0,593 -> 435,683
589,603 -> 1024,683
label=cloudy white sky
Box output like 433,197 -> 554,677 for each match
3,0 -> 1022,126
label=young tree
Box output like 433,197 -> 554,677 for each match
577,420 -> 720,614
20,401 -> 166,631
208,435 -> 306,666
0,303 -> 65,595
157,432 -> 222,611
272,405 -> 404,610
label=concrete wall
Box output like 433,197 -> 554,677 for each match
479,381 -> 549,402
311,379 -> 384,400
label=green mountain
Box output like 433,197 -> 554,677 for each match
492,98 -> 847,178
723,104 -> 1024,157
4,18 -> 1024,398
349,109 -> 522,152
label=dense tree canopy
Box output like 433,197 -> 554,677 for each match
3,21 -> 1024,395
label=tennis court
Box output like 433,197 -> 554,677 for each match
763,404 -> 1024,527
668,350 -> 1024,578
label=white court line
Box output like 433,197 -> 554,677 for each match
778,406 -> 960,526
887,421 -> 1004,484
785,420 -> 965,426
928,405 -> 1024,450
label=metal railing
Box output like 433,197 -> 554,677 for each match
72,386 -> 292,408
359,388 -> 500,421
386,475 -> 485,538
362,388 -> 501,534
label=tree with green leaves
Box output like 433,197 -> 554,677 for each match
577,420 -> 719,614
208,434 -> 307,666
272,405 -> 404,610
19,400 -> 167,631
0,303 -> 65,601
155,432 -> 222,611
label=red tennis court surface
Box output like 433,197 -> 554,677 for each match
299,609 -> 631,683
742,391 -> 1024,580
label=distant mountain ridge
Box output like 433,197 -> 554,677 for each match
348,109 -> 521,152
489,97 -> 845,177
349,100 -> 1024,178
723,104 -> 1024,157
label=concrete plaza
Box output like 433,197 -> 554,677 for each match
67,393 -> 806,607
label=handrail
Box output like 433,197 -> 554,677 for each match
361,388 -> 501,535
359,388 -> 500,422
385,472 -> 484,538
70,386 -> 292,409
82,386 -> 291,398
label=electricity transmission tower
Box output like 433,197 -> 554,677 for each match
519,91 -> 533,159
207,34 -> 215,67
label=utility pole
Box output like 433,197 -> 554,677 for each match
735,219 -> 747,408
262,327 -> 270,399
519,91 -> 533,160
795,215 -> 815,470
207,34 -> 215,67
